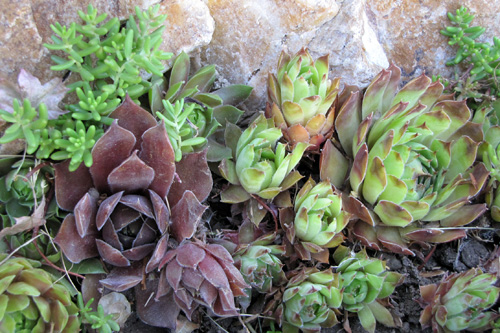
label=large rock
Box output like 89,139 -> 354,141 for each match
1,0 -> 499,112
200,0 -> 387,110
0,0 -> 213,84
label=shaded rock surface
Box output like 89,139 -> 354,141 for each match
1,0 -> 500,109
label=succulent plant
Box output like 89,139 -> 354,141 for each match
52,96 -> 211,274
0,158 -> 49,217
419,268 -> 500,332
232,231 -> 286,295
441,6 -> 500,94
0,99 -> 48,155
280,178 -> 350,262
154,239 -> 249,323
0,255 -> 80,332
333,245 -> 403,333
266,48 -> 340,148
45,5 -> 172,117
322,64 -> 489,255
219,113 -> 307,225
149,51 -> 253,162
280,268 -> 341,333
156,98 -> 218,162
472,104 -> 500,222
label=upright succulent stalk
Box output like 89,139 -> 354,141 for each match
322,64 -> 489,255
267,48 -> 340,149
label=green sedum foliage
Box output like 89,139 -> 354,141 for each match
441,6 -> 500,94
45,4 -> 172,118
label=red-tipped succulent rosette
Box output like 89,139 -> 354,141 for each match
53,96 -> 212,288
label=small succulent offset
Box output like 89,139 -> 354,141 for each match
323,64 -> 489,255
280,178 -> 350,262
0,99 -> 48,155
419,268 -> 500,332
280,268 -> 342,333
45,5 -> 172,119
333,245 -> 403,333
232,232 -> 286,297
267,48 -> 340,148
0,158 -> 49,218
0,255 -> 80,333
77,293 -> 120,333
219,113 -> 308,224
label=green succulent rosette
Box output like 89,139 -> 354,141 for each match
322,64 -> 489,255
0,255 -> 80,333
0,158 -> 50,218
235,243 -> 286,294
420,268 -> 500,332
266,48 -> 340,148
281,268 -> 341,333
280,178 -> 350,262
333,245 -> 403,333
219,113 -> 308,224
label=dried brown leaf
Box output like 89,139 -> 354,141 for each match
0,69 -> 68,119
0,197 -> 46,239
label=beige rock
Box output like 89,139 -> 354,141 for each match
201,0 -> 341,110
0,0 -> 213,84
367,0 -> 500,81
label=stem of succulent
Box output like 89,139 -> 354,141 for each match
24,161 -> 51,179
418,245 -> 437,270
251,194 -> 278,232
31,229 -> 84,279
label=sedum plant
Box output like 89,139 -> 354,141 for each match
266,48 -> 340,148
0,255 -> 80,332
322,64 -> 489,255
280,178 -> 350,262
280,268 -> 341,333
441,6 -> 500,94
333,245 -> 403,333
45,4 -> 172,119
219,113 -> 308,225
419,268 -> 500,332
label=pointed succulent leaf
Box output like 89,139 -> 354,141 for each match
108,151 -> 155,193
170,191 -> 207,243
90,120 -> 136,193
109,95 -> 157,150
54,214 -> 98,263
54,159 -> 93,211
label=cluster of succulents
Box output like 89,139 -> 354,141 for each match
0,4 -> 499,333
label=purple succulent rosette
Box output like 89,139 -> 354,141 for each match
53,96 -> 212,288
